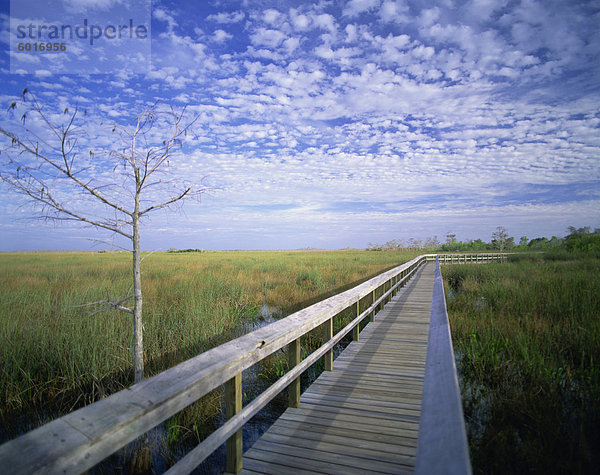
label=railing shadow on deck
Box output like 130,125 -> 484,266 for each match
0,253 -> 506,474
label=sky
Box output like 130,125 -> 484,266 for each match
0,0 -> 599,251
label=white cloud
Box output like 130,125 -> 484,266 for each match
380,0 -> 409,23
206,11 -> 245,24
263,9 -> 284,25
418,7 -> 440,27
283,37 -> 300,53
61,0 -> 121,13
311,13 -> 337,32
467,0 -> 507,20
343,0 -> 381,18
290,9 -> 311,31
250,28 -> 286,48
154,8 -> 178,32
213,29 -> 232,43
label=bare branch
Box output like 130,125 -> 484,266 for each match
71,295 -> 134,315
88,238 -> 131,252
140,249 -> 161,264
140,187 -> 191,215
0,126 -> 133,219
0,171 -> 133,239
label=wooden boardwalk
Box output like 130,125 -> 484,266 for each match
240,263 -> 435,474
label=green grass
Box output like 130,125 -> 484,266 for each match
444,255 -> 600,474
0,249 -> 417,439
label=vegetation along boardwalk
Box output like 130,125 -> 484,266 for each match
0,254 -> 504,474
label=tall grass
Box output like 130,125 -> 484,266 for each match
444,256 -> 600,473
0,249 -> 417,440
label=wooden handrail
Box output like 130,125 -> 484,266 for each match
416,257 -> 472,474
0,255 -> 429,474
430,252 -> 508,264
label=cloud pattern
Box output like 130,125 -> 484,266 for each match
1,0 -> 599,250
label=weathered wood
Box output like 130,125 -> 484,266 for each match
167,313 -> 369,473
288,339 -> 301,408
323,317 -> 333,371
415,258 -> 472,475
352,301 -> 360,341
370,289 -> 375,322
225,373 -> 242,474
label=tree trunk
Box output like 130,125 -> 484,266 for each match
132,199 -> 144,383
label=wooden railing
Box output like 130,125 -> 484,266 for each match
0,255 -> 430,474
434,253 -> 508,264
416,256 -> 472,474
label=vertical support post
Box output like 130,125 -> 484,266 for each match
225,373 -> 242,474
352,300 -> 360,341
370,289 -> 375,322
384,281 -> 389,304
288,339 -> 301,408
324,318 -> 333,371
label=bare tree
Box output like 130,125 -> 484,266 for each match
425,235 -> 440,249
0,90 -> 206,383
492,226 -> 509,252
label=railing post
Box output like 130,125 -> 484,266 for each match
225,373 -> 242,474
370,289 -> 375,322
386,281 -> 391,303
288,339 -> 301,408
352,300 -> 360,341
324,318 -> 333,371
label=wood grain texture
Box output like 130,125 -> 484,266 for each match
225,373 -> 242,474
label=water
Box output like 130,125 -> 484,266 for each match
454,349 -> 493,447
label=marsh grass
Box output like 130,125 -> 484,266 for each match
444,256 -> 600,474
0,249 -> 417,444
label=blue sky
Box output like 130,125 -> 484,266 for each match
1,0 -> 599,251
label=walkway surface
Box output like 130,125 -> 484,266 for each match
240,263 -> 435,474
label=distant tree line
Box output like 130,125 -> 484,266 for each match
366,226 -> 600,255
167,248 -> 205,253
